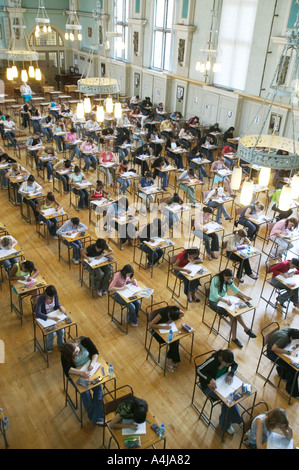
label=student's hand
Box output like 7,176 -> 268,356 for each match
243,295 -> 252,301
81,371 -> 91,379
225,375 -> 233,385
209,379 -> 217,390
129,423 -> 138,431
225,299 -> 232,306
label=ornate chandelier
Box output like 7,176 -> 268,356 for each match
65,0 -> 82,42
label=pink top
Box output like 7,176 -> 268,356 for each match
100,151 -> 114,162
81,141 -> 94,152
66,132 -> 77,142
270,219 -> 287,239
108,272 -> 131,290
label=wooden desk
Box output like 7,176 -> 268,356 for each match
58,232 -> 91,268
107,215 -> 139,251
171,264 -> 212,310
106,412 -> 166,449
20,190 -> 44,224
89,198 -> 116,227
34,313 -> 78,367
230,246 -> 262,283
146,320 -> 195,376
10,274 -> 47,324
80,256 -> 117,297
277,345 -> 299,404
36,208 -> 67,244
7,174 -> 26,206
134,238 -> 175,279
66,359 -> 116,428
69,181 -> 93,211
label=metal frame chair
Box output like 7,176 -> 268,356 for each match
239,401 -> 269,449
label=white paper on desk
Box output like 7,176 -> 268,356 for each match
120,284 -> 142,299
122,171 -> 137,178
122,420 -> 146,435
0,247 -> 18,259
165,203 -> 184,213
91,198 -> 107,206
184,263 -> 205,278
146,237 -> 165,247
85,256 -> 108,267
100,162 -> 116,167
64,231 -> 83,239
17,277 -> 37,285
267,432 -> 293,449
215,373 -> 243,398
282,339 -> 299,360
218,169 -> 231,176
204,222 -> 222,233
159,321 -> 178,334
46,310 -> 66,322
41,208 -> 58,217
217,295 -> 242,312
276,274 -> 299,288
75,181 -> 92,188
80,360 -> 101,376
36,317 -> 56,328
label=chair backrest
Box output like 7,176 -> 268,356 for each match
265,258 -> 281,275
261,322 -> 280,348
240,401 -> 269,448
146,301 -> 168,323
103,385 -> 134,416
234,206 -> 243,218
194,349 -> 216,370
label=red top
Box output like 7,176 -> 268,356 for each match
176,251 -> 189,268
100,151 -> 114,162
270,260 -> 299,277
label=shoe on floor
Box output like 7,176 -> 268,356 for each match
245,329 -> 256,338
130,322 -> 138,327
95,419 -> 105,426
226,425 -> 235,435
97,289 -> 102,297
72,258 -> 79,265
232,338 -> 243,348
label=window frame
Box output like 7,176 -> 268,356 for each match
114,0 -> 129,62
151,0 -> 174,72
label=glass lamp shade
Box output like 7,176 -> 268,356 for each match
11,65 -> 18,78
65,32 -> 69,40
278,185 -> 293,211
291,174 -> 299,199
70,32 -> 75,41
48,26 -> 52,32
114,102 -> 122,119
78,33 -> 82,41
83,97 -> 91,114
258,167 -> 271,187
6,68 -> 13,80
77,102 -> 85,120
231,166 -> 242,190
29,66 -> 35,78
21,69 -> 28,83
106,97 -> 113,113
43,25 -> 47,33
240,180 -> 254,206
35,68 -> 42,80
96,106 -> 105,123
195,61 -> 201,71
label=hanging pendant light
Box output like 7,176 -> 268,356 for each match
11,65 -> 18,78
21,69 -> 28,82
83,97 -> 91,114
35,68 -> 42,80
279,185 -> 293,211
29,65 -> 35,78
77,102 -> 85,119
240,180 -> 254,206
231,166 -> 242,190
96,106 -> 105,123
291,174 -> 299,199
258,167 -> 271,187
106,97 -> 113,113
114,102 -> 122,119
6,68 -> 13,80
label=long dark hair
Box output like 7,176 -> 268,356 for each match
60,336 -> 87,365
214,349 -> 234,365
120,264 -> 134,279
216,269 -> 234,293
183,248 -> 199,259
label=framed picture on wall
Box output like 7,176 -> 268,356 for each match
101,63 -> 106,76
88,27 -> 92,38
269,113 -> 282,133
134,73 -> 140,87
177,86 -> 184,101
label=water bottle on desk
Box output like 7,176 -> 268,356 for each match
3,416 -> 9,430
168,328 -> 173,342
166,237 -> 170,246
247,245 -> 251,258
159,423 -> 165,438
227,393 -> 234,404
108,363 -> 114,377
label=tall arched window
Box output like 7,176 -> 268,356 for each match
152,0 -> 174,72
114,0 -> 129,61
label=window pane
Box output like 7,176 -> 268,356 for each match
166,0 -> 174,29
116,0 -> 123,22
163,31 -> 172,71
49,52 -> 58,68
153,31 -> 163,69
155,0 -> 166,28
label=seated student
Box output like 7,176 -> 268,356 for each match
209,269 -> 257,348
35,285 -> 66,352
5,162 -> 29,202
141,96 -> 153,116
139,218 -> 165,268
188,144 -> 209,181
267,327 -> 299,398
69,166 -> 90,210
80,138 -> 98,172
147,127 -> 163,157
53,119 -> 66,153
9,259 -> 40,308
210,156 -> 234,196
0,235 -> 18,275
269,217 -> 298,258
270,258 -> 299,309
108,264 -> 141,327
36,146 -> 58,183
40,115 -> 53,142
193,206 -> 220,260
129,106 -> 141,122
53,158 -> 74,193
155,102 -> 167,121
148,305 -> 185,372
177,168 -> 197,207
226,229 -> 258,282
26,132 -> 43,169
187,116 -> 201,138
84,116 -> 100,143
56,217 -> 88,264
0,152 -> 16,189
248,408 -> 293,449
238,201 -> 265,241
130,95 -> 142,108
172,248 -> 203,303
18,175 -> 43,222
161,193 -> 184,228
133,143 -> 151,176
60,103 -> 73,128
221,144 -> 236,169
138,171 -> 156,213
223,126 -> 235,146
72,112 -> 86,139
64,127 -> 80,161
20,103 -> 30,129
98,147 -> 118,187
3,115 -> 19,149
29,105 -> 41,134
178,125 -> 193,149
160,117 -> 174,140
49,101 -> 61,122
196,349 -> 243,435
106,197 -> 136,248
199,133 -> 217,163
109,395 -> 148,430
60,336 -> 105,425
151,156 -> 170,191
36,192 -> 62,239
81,238 -> 114,297
89,180 -> 110,201
166,138 -> 184,170
205,186 -> 232,224
116,160 -> 132,195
